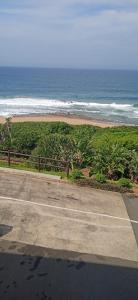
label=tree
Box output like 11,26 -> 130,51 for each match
0,117 -> 12,149
33,133 -> 76,164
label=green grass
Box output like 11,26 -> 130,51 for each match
0,160 -> 67,178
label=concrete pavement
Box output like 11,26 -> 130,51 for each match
0,168 -> 138,299
0,168 -> 137,261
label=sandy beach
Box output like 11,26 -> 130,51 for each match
0,114 -> 119,128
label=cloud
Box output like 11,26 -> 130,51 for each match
0,0 -> 138,69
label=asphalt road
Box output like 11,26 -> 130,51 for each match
0,168 -> 138,300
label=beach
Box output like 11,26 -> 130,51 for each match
0,114 -> 118,128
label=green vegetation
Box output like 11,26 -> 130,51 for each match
75,178 -> 132,193
95,173 -> 107,184
118,178 -> 132,189
70,169 -> 84,180
0,160 -> 66,178
0,120 -> 138,190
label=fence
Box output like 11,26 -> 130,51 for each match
0,150 -> 70,177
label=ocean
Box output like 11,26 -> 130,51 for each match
0,67 -> 138,124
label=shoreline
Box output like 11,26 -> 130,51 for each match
0,113 -> 121,128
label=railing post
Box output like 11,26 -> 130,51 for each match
8,150 -> 11,167
66,161 -> 70,178
38,156 -> 41,172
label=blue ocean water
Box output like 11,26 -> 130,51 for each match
0,67 -> 138,124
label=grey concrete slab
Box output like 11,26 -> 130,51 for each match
0,170 -> 130,218
0,169 -> 138,261
1,197 -> 137,261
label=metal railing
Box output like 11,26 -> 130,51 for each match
0,150 -> 70,177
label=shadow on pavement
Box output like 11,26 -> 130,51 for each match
0,225 -> 13,237
0,241 -> 138,300
123,194 -> 138,245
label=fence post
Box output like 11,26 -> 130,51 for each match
38,156 -> 41,172
66,161 -> 70,178
8,150 -> 11,167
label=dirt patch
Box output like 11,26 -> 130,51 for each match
81,168 -> 90,177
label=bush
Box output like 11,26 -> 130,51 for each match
89,168 -> 95,177
118,178 -> 132,189
71,169 -> 84,180
75,179 -> 132,193
95,173 -> 107,183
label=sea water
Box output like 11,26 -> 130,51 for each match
0,67 -> 138,124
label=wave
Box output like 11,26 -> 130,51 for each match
0,97 -> 134,110
0,97 -> 137,121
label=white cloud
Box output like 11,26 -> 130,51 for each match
0,0 -> 138,69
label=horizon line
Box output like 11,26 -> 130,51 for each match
0,65 -> 138,72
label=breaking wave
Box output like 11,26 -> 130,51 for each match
0,97 -> 134,109
0,97 -> 137,121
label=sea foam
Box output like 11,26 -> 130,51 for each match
0,97 -> 137,119
0,97 -> 134,109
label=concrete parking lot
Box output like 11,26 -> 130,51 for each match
0,168 -> 138,299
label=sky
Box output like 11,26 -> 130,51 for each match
0,0 -> 138,70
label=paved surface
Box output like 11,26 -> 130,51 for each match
0,168 -> 138,299
123,194 -> 138,246
0,167 -> 61,181
0,240 -> 138,300
0,169 -> 138,261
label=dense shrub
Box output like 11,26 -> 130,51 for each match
118,178 -> 132,188
89,168 -> 95,177
0,120 -> 137,182
75,179 -> 132,193
91,143 -> 138,181
32,134 -> 76,162
46,122 -> 73,134
95,173 -> 107,183
71,169 -> 84,180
